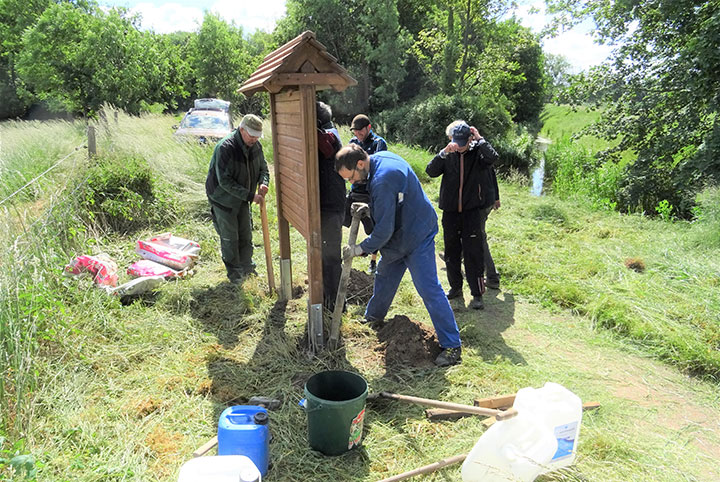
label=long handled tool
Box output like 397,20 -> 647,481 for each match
378,454 -> 467,482
259,197 -> 275,293
375,391 -> 518,421
328,202 -> 369,350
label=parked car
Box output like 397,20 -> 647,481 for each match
174,98 -> 233,144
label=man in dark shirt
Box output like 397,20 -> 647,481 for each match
316,101 -> 345,311
426,121 -> 500,309
205,114 -> 269,284
346,114 -> 387,273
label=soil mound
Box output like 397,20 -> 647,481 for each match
347,268 -> 374,305
377,315 -> 441,368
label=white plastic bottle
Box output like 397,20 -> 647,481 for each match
177,455 -> 261,482
513,382 -> 583,474
461,382 -> 583,482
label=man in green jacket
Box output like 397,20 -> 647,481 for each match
205,114 -> 270,284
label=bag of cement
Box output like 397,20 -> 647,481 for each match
127,259 -> 190,279
109,276 -> 165,297
64,254 -> 119,287
136,233 -> 200,270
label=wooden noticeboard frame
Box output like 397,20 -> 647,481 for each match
239,31 -> 356,352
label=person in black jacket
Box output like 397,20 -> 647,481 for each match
316,101 -> 345,311
426,121 -> 499,310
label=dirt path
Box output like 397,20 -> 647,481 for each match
478,291 -> 720,480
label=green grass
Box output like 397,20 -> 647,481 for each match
1,111 -> 719,481
539,104 -> 605,150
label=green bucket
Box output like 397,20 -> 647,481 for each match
304,370 -> 368,456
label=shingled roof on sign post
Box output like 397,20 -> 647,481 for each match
238,31 -> 357,96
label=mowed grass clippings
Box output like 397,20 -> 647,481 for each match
0,112 -> 719,481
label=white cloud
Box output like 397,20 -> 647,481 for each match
124,1 -> 287,34
211,0 -> 287,34
129,3 -> 202,33
512,0 -> 614,72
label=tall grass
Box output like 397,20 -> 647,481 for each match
543,137 -> 626,210
1,110 -> 719,481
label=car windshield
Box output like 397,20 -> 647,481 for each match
180,112 -> 230,130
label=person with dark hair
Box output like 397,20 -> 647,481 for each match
316,101 -> 345,311
425,121 -> 500,310
335,144 -> 462,367
345,114 -> 387,273
206,114 -> 270,284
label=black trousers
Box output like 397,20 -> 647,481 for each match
321,210 -> 344,311
442,208 -> 485,297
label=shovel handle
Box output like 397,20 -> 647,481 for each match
380,392 -> 518,421
377,453 -> 467,482
259,197 -> 275,293
328,214 -> 360,349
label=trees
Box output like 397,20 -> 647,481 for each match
549,0 -> 720,216
0,0 -> 57,117
275,0 -> 408,117
16,4 -> 180,116
189,12 -> 252,113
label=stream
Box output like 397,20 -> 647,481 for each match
531,137 -> 552,196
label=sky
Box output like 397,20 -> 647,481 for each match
99,0 -> 614,72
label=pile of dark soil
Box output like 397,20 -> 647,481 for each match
376,315 -> 441,368
347,268 -> 374,305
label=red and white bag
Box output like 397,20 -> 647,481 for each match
127,259 -> 188,279
136,233 -> 200,270
64,254 -> 119,287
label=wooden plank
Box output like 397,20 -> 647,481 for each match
278,171 -> 306,202
282,201 -> 308,238
277,145 -> 305,163
276,90 -> 300,103
271,95 -> 292,281
300,85 -> 322,307
274,100 -> 301,114
277,146 -> 304,162
277,133 -> 305,152
274,123 -> 304,140
474,394 -> 516,410
271,73 -> 348,87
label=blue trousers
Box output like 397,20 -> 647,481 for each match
365,234 -> 461,349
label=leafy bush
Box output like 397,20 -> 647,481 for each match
378,93 -> 513,153
79,155 -> 177,232
493,125 -> 538,175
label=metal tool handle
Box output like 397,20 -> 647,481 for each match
328,214 -> 360,350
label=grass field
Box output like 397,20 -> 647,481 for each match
1,110 -> 719,481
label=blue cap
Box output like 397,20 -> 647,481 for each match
451,122 -> 471,147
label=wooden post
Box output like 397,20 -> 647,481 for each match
300,84 -> 324,352
87,125 -> 96,158
270,94 -> 292,302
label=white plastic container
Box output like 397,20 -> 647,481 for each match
178,455 -> 261,482
461,382 -> 582,482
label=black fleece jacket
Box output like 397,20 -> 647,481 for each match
425,139 -> 499,212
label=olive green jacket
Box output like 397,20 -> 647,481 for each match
205,129 -> 270,208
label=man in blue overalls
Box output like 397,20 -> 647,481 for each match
335,144 -> 462,367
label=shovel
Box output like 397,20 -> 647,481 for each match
328,202 -> 369,350
259,197 -> 275,293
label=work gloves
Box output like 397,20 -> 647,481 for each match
342,244 -> 364,261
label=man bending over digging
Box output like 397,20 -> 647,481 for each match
335,144 -> 462,367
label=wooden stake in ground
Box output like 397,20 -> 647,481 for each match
328,202 -> 368,350
259,197 -> 275,293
